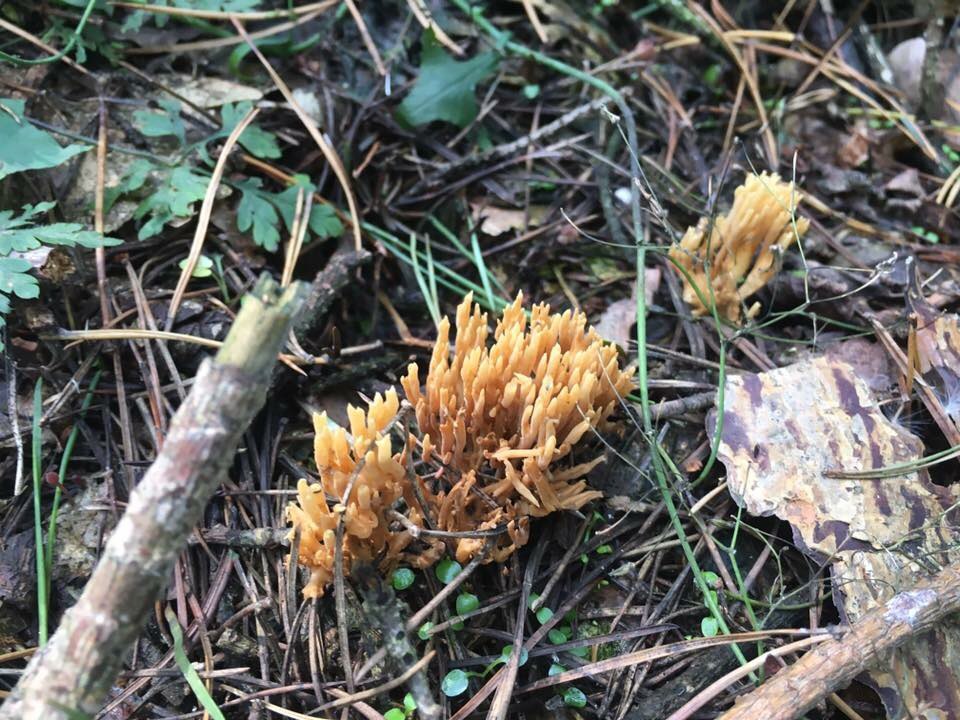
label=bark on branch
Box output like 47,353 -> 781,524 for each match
719,562 -> 960,720
0,275 -> 305,720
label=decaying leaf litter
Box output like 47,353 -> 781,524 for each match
1,1 -> 960,718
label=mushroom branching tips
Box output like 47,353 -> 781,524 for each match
668,172 -> 810,322
288,293 -> 635,596
287,390 -> 436,598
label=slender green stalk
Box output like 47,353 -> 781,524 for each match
408,233 -> 441,327
427,215 -> 508,300
367,223 -> 508,312
45,370 -> 103,602
31,380 -> 48,646
165,606 -> 226,720
470,230 -> 496,310
0,0 -> 98,66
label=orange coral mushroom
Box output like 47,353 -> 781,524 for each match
288,292 -> 635,595
401,292 -> 634,563
668,172 -> 810,322
287,390 -> 416,597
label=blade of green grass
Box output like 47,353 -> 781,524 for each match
366,222 -> 508,312
45,369 -> 102,603
409,232 -> 441,327
31,379 -> 48,646
164,606 -> 226,720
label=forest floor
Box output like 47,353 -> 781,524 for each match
2,1 -> 960,719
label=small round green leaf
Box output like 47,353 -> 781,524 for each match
441,669 -> 469,697
535,607 -> 554,625
548,628 -> 569,644
596,544 -> 612,555
179,254 -> 214,278
392,567 -> 415,591
384,709 -> 405,720
403,693 -> 417,713
499,644 -> 529,666
563,687 -> 587,708
701,616 -> 719,637
417,621 -> 434,641
548,662 -> 566,676
435,558 -> 462,584
456,592 -> 480,616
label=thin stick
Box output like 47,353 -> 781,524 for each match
687,3 -> 777,168
124,8 -> 327,55
110,0 -> 338,20
282,189 -> 310,288
165,106 -> 259,330
317,651 -> 437,711
406,0 -> 464,55
718,562 -> 960,720
94,102 -> 110,324
6,346 -> 24,496
232,18 -> 363,253
0,17 -> 91,76
666,635 -> 828,720
343,0 -> 386,76
0,276 -> 305,720
520,0 -> 548,44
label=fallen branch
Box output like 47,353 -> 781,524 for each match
718,562 -> 960,720
0,275 -> 305,720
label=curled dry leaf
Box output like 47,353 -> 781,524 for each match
469,203 -> 549,236
669,172 -> 809,322
594,268 -> 660,350
288,293 -> 635,595
713,354 -> 960,717
911,300 -> 960,428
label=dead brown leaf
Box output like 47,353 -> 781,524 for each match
470,203 -> 549,236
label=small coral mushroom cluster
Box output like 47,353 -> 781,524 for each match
668,172 -> 809,322
288,293 -> 635,597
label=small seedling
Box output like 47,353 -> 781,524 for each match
441,669 -> 470,697
392,567 -> 415,591
435,557 -> 462,584
563,687 -> 588,708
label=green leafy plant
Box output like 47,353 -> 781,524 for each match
0,202 -> 119,350
441,669 -> 470,697
384,692 -> 418,719
235,175 -> 343,252
440,643 -> 528,698
396,29 -> 499,128
179,254 -> 215,278
0,99 -> 89,181
452,591 -> 479,631
135,99 -> 186,146
112,100 -> 342,247
699,571 -> 721,637
221,102 -> 280,159
563,686 -> 588,708
417,621 -> 434,641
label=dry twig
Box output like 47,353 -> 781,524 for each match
0,276 -> 304,720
